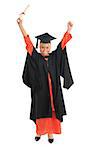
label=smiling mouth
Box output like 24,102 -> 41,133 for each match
44,55 -> 49,58
42,52 -> 49,54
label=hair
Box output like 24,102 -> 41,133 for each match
40,41 -> 51,44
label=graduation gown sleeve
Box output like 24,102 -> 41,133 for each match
54,40 -> 74,89
22,35 -> 42,90
22,48 -> 42,91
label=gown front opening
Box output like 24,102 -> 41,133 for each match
36,72 -> 61,135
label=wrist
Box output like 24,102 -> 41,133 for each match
67,29 -> 71,33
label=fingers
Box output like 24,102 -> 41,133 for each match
17,17 -> 22,24
68,21 -> 73,27
19,12 -> 25,20
17,12 -> 25,24
67,21 -> 73,33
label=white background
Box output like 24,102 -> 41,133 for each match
0,0 -> 100,149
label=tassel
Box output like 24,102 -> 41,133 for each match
36,39 -> 38,49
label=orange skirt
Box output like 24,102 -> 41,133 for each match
36,72 -> 61,135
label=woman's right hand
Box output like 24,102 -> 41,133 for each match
17,12 -> 25,25
17,8 -> 29,37
17,17 -> 22,25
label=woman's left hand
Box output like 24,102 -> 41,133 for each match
67,21 -> 73,33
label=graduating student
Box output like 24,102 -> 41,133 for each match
17,12 -> 74,143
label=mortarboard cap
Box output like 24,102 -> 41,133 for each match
35,33 -> 56,48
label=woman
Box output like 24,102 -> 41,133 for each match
17,12 -> 73,143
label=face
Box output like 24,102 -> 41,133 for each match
40,42 -> 51,56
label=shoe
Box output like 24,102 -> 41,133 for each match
48,138 -> 54,143
35,136 -> 41,141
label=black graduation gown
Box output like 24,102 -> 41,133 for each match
22,42 -> 74,124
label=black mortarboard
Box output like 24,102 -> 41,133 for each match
35,33 -> 56,48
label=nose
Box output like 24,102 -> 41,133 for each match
44,48 -> 47,50
43,49 -> 47,52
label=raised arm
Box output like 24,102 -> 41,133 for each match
17,17 -> 34,56
61,21 -> 73,50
